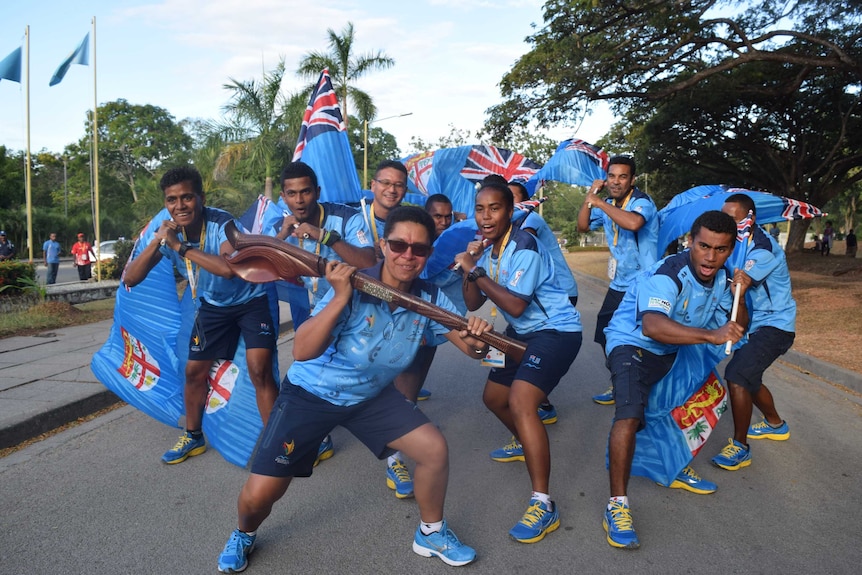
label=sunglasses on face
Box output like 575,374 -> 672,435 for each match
385,239 -> 432,258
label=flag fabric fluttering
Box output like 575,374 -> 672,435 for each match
49,33 -> 89,86
292,69 -> 361,204
535,138 -> 609,188
0,46 -> 22,84
459,145 -> 541,187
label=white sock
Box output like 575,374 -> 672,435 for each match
388,452 -> 402,466
242,530 -> 256,537
531,491 -> 552,507
420,520 -> 443,535
608,496 -> 629,510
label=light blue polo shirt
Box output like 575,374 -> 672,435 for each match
473,227 -> 581,335
605,250 -> 733,356
588,187 -> 659,291
519,211 -> 578,298
287,262 -> 459,406
159,207 -> 264,307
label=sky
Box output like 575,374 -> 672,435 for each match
0,0 -> 614,160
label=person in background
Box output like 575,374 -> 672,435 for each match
845,228 -> 857,258
0,231 -> 16,261
42,232 -> 62,284
71,233 -> 93,280
821,221 -> 834,256
769,223 -> 781,243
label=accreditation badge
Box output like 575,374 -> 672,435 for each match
481,347 -> 506,368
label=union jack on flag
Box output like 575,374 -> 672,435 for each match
564,139 -> 610,171
460,145 -> 540,184
293,69 -> 345,161
781,197 -> 824,220
736,210 -> 754,242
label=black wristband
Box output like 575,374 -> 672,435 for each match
177,242 -> 192,258
467,266 -> 487,282
323,229 -> 341,247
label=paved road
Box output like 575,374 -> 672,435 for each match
1,278 -> 861,574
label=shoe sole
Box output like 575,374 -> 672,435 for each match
602,519 -> 640,549
313,449 -> 334,467
412,541 -> 475,566
747,432 -> 789,441
417,396 -> 430,401
540,415 -> 558,425
711,458 -> 752,471
593,398 -> 615,405
490,454 -> 525,462
163,445 -> 206,465
386,477 -> 414,499
665,480 -> 717,495
510,517 -> 560,543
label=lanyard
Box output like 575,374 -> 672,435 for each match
183,220 -> 206,301
612,190 -> 633,247
300,205 -> 325,293
488,225 -> 513,319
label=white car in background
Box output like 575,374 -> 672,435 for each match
94,240 -> 118,263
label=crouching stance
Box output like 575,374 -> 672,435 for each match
218,207 -> 492,572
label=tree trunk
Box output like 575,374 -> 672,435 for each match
786,219 -> 814,252
264,176 -> 273,201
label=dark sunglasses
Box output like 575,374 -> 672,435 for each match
385,239 -> 433,258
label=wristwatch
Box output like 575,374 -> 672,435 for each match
177,242 -> 193,258
322,229 -> 342,247
467,266 -> 487,282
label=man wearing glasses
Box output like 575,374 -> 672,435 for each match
361,160 -> 409,259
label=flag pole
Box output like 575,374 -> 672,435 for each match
24,26 -> 33,263
91,16 -> 101,281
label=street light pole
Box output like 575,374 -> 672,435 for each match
363,112 -> 413,189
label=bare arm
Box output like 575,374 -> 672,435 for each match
443,315 -> 493,359
642,312 -> 746,346
292,261 -> 355,361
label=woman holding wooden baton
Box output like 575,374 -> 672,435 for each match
454,175 -> 583,545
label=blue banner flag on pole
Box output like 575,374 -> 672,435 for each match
0,46 -> 22,83
49,33 -> 89,86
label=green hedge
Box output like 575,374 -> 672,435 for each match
0,261 -> 38,296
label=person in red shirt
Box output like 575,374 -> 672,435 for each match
71,233 -> 93,280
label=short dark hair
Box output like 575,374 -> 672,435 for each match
383,206 -> 435,242
477,175 -> 514,210
160,166 -> 203,196
507,181 -> 530,201
691,210 -> 736,240
424,194 -> 452,211
375,160 -> 408,178
724,193 -> 756,216
608,155 -> 636,176
280,161 -> 318,189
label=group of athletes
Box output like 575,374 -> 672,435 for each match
124,155 -> 796,571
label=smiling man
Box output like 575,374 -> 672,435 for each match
124,166 -> 278,465
600,210 -> 750,550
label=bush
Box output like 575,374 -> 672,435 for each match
0,261 -> 38,297
100,239 -> 134,280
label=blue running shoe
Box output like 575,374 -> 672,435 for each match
313,435 -> 334,467
538,404 -> 558,425
665,465 -> 717,494
509,499 -> 560,543
161,432 -> 206,464
592,386 -> 615,405
417,388 -> 432,401
218,529 -> 255,573
490,436 -> 524,462
603,500 -> 640,549
412,521 -> 476,566
386,459 -> 414,499
711,438 -> 752,470
747,419 -> 790,441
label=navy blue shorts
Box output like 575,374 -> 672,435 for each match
595,288 -> 626,349
188,295 -> 275,361
725,327 -> 795,394
251,381 -> 430,478
488,327 -> 582,396
607,345 -> 676,430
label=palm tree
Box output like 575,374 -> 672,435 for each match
297,22 -> 395,125
209,58 -> 305,199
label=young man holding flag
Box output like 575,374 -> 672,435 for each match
711,194 -> 796,471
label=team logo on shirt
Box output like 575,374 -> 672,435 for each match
509,269 -> 524,288
275,439 -> 296,465
360,314 -> 376,337
648,297 -> 672,313
744,258 -> 755,272
357,229 -> 369,246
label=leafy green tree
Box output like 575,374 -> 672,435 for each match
297,22 -> 395,124
345,115 -> 400,186
486,0 -> 862,251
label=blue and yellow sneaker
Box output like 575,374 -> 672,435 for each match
161,431 -> 206,464
592,386 -> 615,405
664,465 -> 717,494
412,520 -> 476,566
747,419 -> 790,441
313,434 -> 334,467
603,500 -> 640,549
417,388 -> 432,401
217,528 -> 255,573
386,458 -> 414,498
538,404 -> 558,425
711,438 -> 752,470
490,436 -> 524,462
509,499 -> 560,543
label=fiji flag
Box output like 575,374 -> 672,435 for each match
460,145 -> 541,186
49,33 -> 89,86
0,46 -> 22,84
536,138 -> 609,187
293,69 -> 361,204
